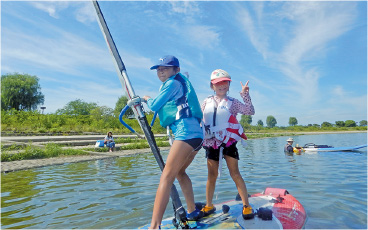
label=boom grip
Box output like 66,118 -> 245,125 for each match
119,105 -> 136,133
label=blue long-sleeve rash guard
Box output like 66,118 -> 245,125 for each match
146,75 -> 203,141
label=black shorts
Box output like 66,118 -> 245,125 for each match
204,142 -> 239,161
182,138 -> 203,151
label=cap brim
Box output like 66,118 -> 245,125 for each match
150,65 -> 159,70
211,77 -> 232,84
150,64 -> 176,70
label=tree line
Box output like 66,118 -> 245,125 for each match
239,115 -> 367,128
1,73 -> 367,134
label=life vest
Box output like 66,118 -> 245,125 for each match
203,96 -> 247,145
158,73 -> 203,128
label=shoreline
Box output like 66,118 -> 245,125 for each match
0,147 -> 171,173
1,130 -> 366,173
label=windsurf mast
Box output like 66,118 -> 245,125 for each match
91,0 -> 188,226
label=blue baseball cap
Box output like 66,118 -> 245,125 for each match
150,55 -> 180,70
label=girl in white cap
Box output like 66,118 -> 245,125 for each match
143,55 -> 204,229
201,69 -> 255,220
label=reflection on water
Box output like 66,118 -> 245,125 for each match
1,133 -> 367,229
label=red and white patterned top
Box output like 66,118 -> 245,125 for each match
201,91 -> 255,149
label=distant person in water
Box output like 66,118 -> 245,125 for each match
284,138 -> 294,153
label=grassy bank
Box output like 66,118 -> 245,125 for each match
2,110 -> 366,136
1,143 -> 89,162
1,130 -> 366,162
1,137 -> 171,162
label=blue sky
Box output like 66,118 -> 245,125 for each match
1,0 -> 367,126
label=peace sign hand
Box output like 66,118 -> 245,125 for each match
240,80 -> 250,94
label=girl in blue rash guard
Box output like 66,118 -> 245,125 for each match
143,55 -> 204,229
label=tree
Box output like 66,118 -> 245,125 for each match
1,73 -> 44,111
266,115 -> 277,128
359,120 -> 367,126
56,99 -> 97,115
90,106 -> 114,121
345,120 -> 356,127
321,121 -> 332,128
257,119 -> 263,127
240,115 -> 252,125
288,117 -> 298,126
114,96 -> 134,118
335,121 -> 345,127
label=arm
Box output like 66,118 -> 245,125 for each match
230,80 -> 255,115
230,92 -> 255,115
146,80 -> 182,112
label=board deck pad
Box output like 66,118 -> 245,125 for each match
139,188 -> 306,229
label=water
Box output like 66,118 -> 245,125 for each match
1,133 -> 367,229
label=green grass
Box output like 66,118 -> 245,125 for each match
115,136 -> 168,144
2,110 -> 366,136
1,143 -> 89,162
1,136 -> 171,162
1,143 -> 27,151
246,133 -> 299,139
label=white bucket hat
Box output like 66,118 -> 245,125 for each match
287,138 -> 294,142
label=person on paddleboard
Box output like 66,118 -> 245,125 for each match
201,69 -> 255,220
143,55 -> 204,229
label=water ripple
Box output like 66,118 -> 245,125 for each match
1,133 -> 366,229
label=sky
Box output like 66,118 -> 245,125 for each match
1,0 -> 367,126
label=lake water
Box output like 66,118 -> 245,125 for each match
1,132 -> 367,229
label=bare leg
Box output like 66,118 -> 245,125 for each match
224,155 -> 250,206
205,159 -> 218,207
176,149 -> 198,213
149,140 -> 197,229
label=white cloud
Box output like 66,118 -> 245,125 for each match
2,14 -> 151,78
169,1 -> 200,16
330,85 -> 367,110
279,2 -> 356,105
118,52 -> 153,70
236,6 -> 269,60
75,2 -> 96,24
332,85 -> 345,97
280,2 -> 356,64
166,1 -> 220,50
2,27 -> 112,77
30,2 -> 96,24
236,2 -> 358,107
182,25 -> 221,49
29,2 -> 69,18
